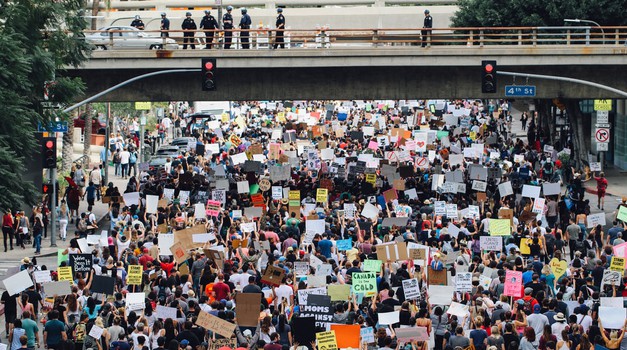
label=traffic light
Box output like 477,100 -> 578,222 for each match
201,58 -> 216,91
41,137 -> 56,169
42,183 -> 53,195
481,60 -> 497,93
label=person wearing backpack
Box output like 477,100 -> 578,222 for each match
128,150 -> 138,178
72,314 -> 89,350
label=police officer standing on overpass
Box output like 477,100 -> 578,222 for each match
223,6 -> 234,49
160,13 -> 170,37
239,8 -> 252,49
422,9 -> 432,47
181,12 -> 197,49
130,15 -> 145,30
273,8 -> 286,49
200,10 -> 219,49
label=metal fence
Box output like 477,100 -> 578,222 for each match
82,26 -> 627,50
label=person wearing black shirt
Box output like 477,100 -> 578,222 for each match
1,290 -> 18,336
421,9 -> 433,47
160,13 -> 170,38
176,321 -> 200,349
239,8 -> 252,49
199,10 -> 219,49
222,6 -> 234,49
181,12 -> 197,50
273,8 -> 285,49
130,15 -> 145,30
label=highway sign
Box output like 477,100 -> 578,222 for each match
597,143 -> 609,151
594,99 -> 612,111
595,128 -> 610,143
597,110 -> 609,124
505,85 -> 536,97
38,121 -> 68,133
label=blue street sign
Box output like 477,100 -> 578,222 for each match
504,85 -> 536,97
38,121 -> 68,133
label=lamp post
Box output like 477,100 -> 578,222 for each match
564,18 -> 605,44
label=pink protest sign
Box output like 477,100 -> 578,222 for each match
614,242 -> 627,258
368,140 -> 378,150
504,270 -> 523,298
206,200 -> 221,217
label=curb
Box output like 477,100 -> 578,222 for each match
43,211 -> 109,257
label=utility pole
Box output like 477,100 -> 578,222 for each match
140,111 -> 146,162
50,166 -> 57,247
104,102 -> 110,185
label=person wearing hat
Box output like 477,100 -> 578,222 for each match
273,8 -> 285,49
239,8 -> 252,49
223,6 -> 234,49
130,15 -> 145,30
160,12 -> 170,37
200,10 -> 219,49
526,304 -> 549,345
551,313 -> 567,339
421,9 -> 432,47
181,12 -> 197,49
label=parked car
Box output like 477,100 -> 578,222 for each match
86,26 -> 179,50
170,137 -> 197,151
74,114 -> 106,135
153,145 -> 180,159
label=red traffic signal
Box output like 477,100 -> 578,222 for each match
201,58 -> 216,91
41,137 -> 57,169
42,183 -> 53,194
481,60 -> 497,93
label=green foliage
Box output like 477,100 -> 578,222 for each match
451,0 -> 627,27
0,0 -> 91,211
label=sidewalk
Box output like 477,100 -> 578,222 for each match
584,166 -> 627,198
3,162 -> 127,260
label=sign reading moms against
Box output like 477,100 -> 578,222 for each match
69,254 -> 93,275
300,294 -> 334,328
352,272 -> 377,296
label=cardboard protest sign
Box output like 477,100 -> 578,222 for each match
455,272 -> 472,292
90,275 -> 115,295
261,265 -> 286,287
196,310 -> 236,338
376,242 -> 409,262
235,293 -> 262,327
428,266 -> 447,286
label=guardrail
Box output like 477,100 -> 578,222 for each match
83,26 -> 627,50
87,0 -> 459,11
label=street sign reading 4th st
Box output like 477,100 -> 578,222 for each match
38,121 -> 68,133
505,85 -> 536,97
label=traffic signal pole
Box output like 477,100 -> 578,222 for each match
50,167 -> 57,247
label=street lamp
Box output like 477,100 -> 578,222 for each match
564,18 -> 605,44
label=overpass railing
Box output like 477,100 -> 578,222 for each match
83,26 -> 627,50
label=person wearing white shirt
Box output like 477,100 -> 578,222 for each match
119,147 -> 130,179
273,280 -> 294,307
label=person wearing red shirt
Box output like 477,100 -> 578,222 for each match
594,171 -> 608,210
160,257 -> 175,277
2,209 -> 14,252
138,248 -> 154,270
213,274 -> 231,300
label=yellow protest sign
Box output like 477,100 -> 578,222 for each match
489,219 -> 511,236
594,99 -> 612,111
57,266 -> 73,282
316,188 -> 328,203
276,112 -> 286,122
127,265 -> 144,285
221,113 -> 229,123
235,115 -> 247,129
520,238 -> 531,255
610,256 -> 625,275
328,284 -> 351,301
549,258 -> 568,280
316,331 -> 338,350
134,102 -> 151,110
365,174 -> 376,185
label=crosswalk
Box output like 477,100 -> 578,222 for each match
0,260 -> 26,280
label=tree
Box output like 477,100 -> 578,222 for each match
0,0 -> 91,211
451,0 -> 625,167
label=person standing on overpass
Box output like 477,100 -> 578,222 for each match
200,10 -> 219,49
223,6 -> 234,49
181,12 -> 197,49
160,13 -> 170,37
239,8 -> 252,49
422,9 -> 432,47
273,8 -> 286,49
130,15 -> 145,30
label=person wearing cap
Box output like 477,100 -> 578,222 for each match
181,12 -> 197,50
239,8 -> 252,49
421,9 -> 432,47
160,12 -> 170,37
526,304 -> 549,345
130,15 -> 145,30
223,6 -> 234,49
273,8 -> 285,49
200,10 -> 219,49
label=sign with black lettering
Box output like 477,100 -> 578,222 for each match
70,254 -> 93,275
299,294 -> 333,328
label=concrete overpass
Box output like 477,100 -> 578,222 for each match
65,44 -> 627,101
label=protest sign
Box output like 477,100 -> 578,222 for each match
127,265 -> 143,285
549,258 -> 568,280
396,327 -> 430,342
378,311 -> 400,325
328,284 -> 351,301
293,317 -> 316,345
522,185 -> 541,198
352,272 -> 377,296
69,254 -> 93,275
301,295 -> 334,328
88,325 -> 104,339
532,198 -> 545,214
504,270 -> 523,297
480,236 -> 503,251
34,270 -> 52,284
91,275 -> 115,295
57,266 -> 73,283
447,302 -> 469,318
2,270 -> 34,296
362,260 -> 382,272
156,305 -> 178,320
297,287 -> 327,305
376,242 -> 409,262
44,281 -> 72,296
601,270 -> 622,289
235,293 -> 262,327
455,272 -> 472,292
336,238 -> 352,251
489,219 -> 511,236
587,213 -> 607,228
209,339 -> 236,350
598,307 -> 626,329
316,331 -> 338,350
360,327 -> 375,344
294,262 -> 310,276
610,257 -> 625,275
196,311 -> 237,338
428,266 -> 447,286
402,278 -> 421,300
261,265 -> 286,287
619,207 -> 627,222
329,325 -> 360,349
428,285 -> 454,305
316,188 -> 328,203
